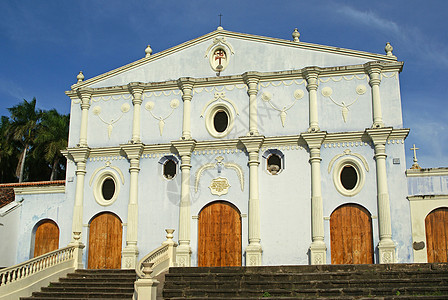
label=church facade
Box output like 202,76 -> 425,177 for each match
1,27 -> 447,270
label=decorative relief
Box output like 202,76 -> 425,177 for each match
205,37 -> 235,73
209,177 -> 231,196
318,75 -> 367,83
382,251 -> 393,263
321,85 -> 366,123
261,89 -> 304,127
92,103 -> 131,138
88,94 -> 133,104
144,98 -> 180,136
89,161 -> 125,186
200,91 -> 239,117
327,149 -> 369,174
314,254 -> 323,265
195,156 -> 244,194
260,79 -> 306,88
193,84 -> 246,94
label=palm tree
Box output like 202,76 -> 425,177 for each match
34,109 -> 69,180
7,98 -> 42,182
0,116 -> 19,183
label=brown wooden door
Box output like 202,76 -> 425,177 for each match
198,201 -> 242,267
425,207 -> 448,263
88,212 -> 122,269
330,204 -> 374,264
34,220 -> 59,257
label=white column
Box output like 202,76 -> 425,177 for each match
303,67 -> 321,133
76,88 -> 93,147
242,72 -> 261,136
178,78 -> 195,140
67,148 -> 90,244
240,136 -> 264,266
367,128 -> 395,263
121,143 -> 144,269
128,83 -> 144,143
302,132 -> 327,265
365,62 -> 385,128
172,140 -> 196,266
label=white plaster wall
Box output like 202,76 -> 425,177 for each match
68,100 -> 81,147
408,176 -> 448,195
380,73 -> 403,128
259,147 -> 312,265
89,37 -> 376,89
0,204 -> 21,267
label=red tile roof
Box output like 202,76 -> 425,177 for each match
0,180 -> 65,208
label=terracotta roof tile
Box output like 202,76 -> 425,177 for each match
0,180 -> 65,208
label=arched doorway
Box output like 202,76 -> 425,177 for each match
330,204 -> 374,264
88,212 -> 122,269
198,201 -> 241,267
33,219 -> 59,257
425,207 -> 448,263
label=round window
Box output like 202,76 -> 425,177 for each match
102,178 -> 115,200
332,158 -> 365,197
214,110 -> 228,133
205,103 -> 235,138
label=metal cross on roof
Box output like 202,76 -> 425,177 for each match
410,144 -> 419,163
218,13 -> 223,27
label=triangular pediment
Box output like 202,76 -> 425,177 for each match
71,28 -> 396,90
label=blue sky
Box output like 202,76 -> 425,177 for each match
1,1 -> 447,168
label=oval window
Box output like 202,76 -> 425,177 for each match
340,165 -> 357,190
164,159 -> 177,179
267,154 -> 282,175
102,178 -> 115,200
214,110 -> 228,133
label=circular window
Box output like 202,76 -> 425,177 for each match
205,103 -> 234,138
333,159 -> 365,197
163,159 -> 177,179
93,171 -> 120,206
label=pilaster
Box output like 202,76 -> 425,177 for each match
366,127 -> 396,263
121,143 -> 144,269
242,72 -> 262,136
303,67 -> 321,133
178,78 -> 195,140
172,139 -> 197,266
240,136 -> 264,265
128,82 -> 145,143
365,62 -> 385,128
76,88 -> 93,147
302,132 -> 327,264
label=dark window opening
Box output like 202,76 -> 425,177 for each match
340,166 -> 357,190
102,178 -> 115,200
267,154 -> 281,175
164,159 -> 177,179
214,110 -> 228,133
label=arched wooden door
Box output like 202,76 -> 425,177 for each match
34,220 -> 59,257
330,204 -> 374,264
88,212 -> 122,269
425,207 -> 448,263
198,201 -> 242,267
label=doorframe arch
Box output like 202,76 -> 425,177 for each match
30,218 -> 60,258
425,206 -> 448,263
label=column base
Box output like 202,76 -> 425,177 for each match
134,277 -> 159,300
309,241 -> 327,265
122,245 -> 139,269
245,243 -> 262,266
378,239 -> 396,263
307,125 -> 320,133
176,244 -> 191,267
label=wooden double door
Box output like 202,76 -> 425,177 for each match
425,207 -> 448,263
88,212 -> 122,269
34,220 -> 59,257
198,201 -> 242,267
330,204 -> 374,264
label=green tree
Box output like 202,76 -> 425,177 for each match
0,116 -> 19,183
34,109 -> 69,180
7,98 -> 42,182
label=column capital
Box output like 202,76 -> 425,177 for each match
242,71 -> 262,85
128,82 -> 145,103
301,132 -> 327,149
177,77 -> 195,92
364,61 -> 384,74
366,127 -> 393,145
65,147 -> 91,164
76,87 -> 94,100
239,136 -> 264,153
303,66 -> 321,79
172,139 -> 196,157
121,143 -> 144,160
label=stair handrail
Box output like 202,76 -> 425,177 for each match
0,244 -> 80,286
135,229 -> 177,279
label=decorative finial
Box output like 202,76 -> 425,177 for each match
76,71 -> 84,83
217,13 -> 223,30
292,28 -> 300,42
410,144 -> 422,169
145,45 -> 153,58
385,42 -> 393,56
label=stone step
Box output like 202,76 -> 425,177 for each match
40,286 -> 134,293
28,291 -> 134,298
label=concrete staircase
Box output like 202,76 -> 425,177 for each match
163,263 -> 448,299
20,269 -> 136,299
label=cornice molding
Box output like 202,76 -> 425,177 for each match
69,29 -> 398,91
14,185 -> 65,195
121,143 -> 144,160
407,194 -> 448,201
406,167 -> 448,177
